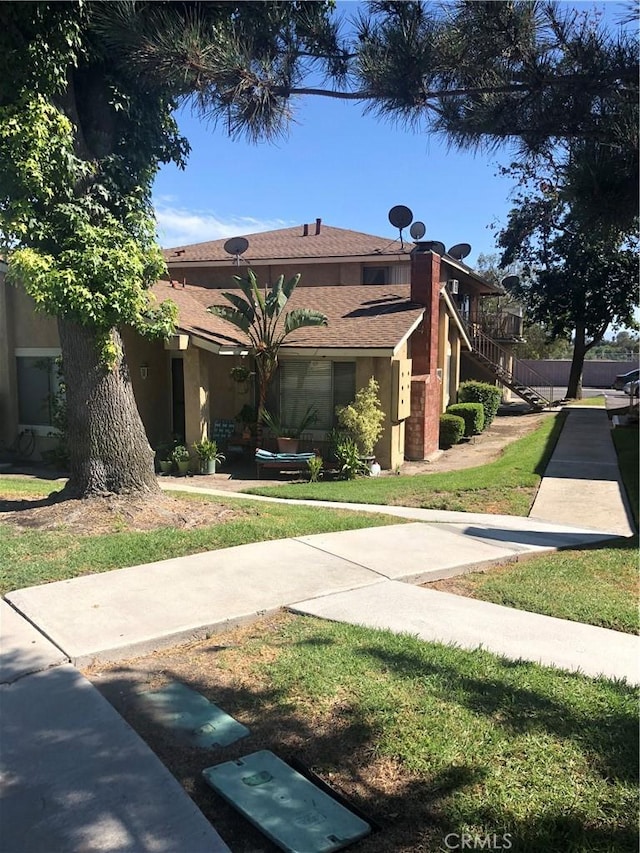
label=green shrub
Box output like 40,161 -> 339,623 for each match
458,381 -> 502,427
439,414 -> 465,448
336,377 -> 385,456
447,402 -> 485,436
334,438 -> 370,480
307,455 -> 323,483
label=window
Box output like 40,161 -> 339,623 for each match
362,265 -> 409,285
280,361 -> 355,430
363,266 -> 389,285
15,353 -> 62,427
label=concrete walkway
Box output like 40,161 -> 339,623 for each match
530,406 -> 635,535
1,406 -> 637,852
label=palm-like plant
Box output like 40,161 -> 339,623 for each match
208,270 -> 327,427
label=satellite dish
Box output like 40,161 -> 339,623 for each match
501,275 -> 520,289
388,205 -> 413,229
224,236 -> 249,256
410,221 -> 426,241
423,240 -> 446,255
447,242 -> 472,261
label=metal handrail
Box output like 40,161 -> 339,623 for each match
469,327 -> 554,406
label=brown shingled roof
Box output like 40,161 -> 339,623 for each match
151,280 -> 424,352
163,224 -> 413,264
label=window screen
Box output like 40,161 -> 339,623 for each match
280,361 -> 356,430
280,360 -> 332,429
333,362 -> 355,411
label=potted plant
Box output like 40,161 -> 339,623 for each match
155,442 -> 174,474
170,444 -> 191,475
193,437 -> 225,475
335,377 -> 385,463
261,405 -> 318,453
235,404 -> 258,440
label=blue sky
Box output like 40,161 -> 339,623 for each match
153,1 -> 632,269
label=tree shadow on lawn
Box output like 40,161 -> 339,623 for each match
90,624 -> 638,853
0,492 -> 65,514
93,665 -> 486,852
355,643 -> 637,785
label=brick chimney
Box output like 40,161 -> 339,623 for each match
405,244 -> 442,461
410,245 -> 441,375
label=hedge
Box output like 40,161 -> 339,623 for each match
447,402 -> 485,436
439,413 -> 465,448
457,381 -> 502,427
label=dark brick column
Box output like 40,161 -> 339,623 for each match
406,247 -> 442,459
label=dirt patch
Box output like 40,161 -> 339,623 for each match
85,613 -> 445,853
0,492 -> 244,534
400,408 -> 551,476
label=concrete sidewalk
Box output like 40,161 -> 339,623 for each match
5,518 -> 623,668
0,600 -> 230,853
2,405 -> 637,852
530,407 -> 635,535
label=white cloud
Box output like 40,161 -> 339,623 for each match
154,202 -> 292,248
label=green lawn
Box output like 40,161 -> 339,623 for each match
612,426 -> 639,525
245,412 -> 564,515
0,478 -> 399,594
431,537 -> 639,634
567,395 -> 606,407
168,613 -> 638,852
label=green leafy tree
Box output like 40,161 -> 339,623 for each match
499,163 -> 638,398
0,1 -> 337,498
107,1 -> 637,233
207,270 -> 327,426
1,1 -> 636,498
475,249 -> 575,361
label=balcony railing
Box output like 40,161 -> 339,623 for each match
466,308 -> 524,341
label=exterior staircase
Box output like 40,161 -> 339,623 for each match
466,328 -> 555,411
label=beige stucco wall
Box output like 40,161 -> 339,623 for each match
10,284 -> 60,348
121,329 -> 172,451
207,352 -> 255,424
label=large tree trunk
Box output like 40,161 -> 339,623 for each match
58,318 -> 160,498
566,322 -> 588,399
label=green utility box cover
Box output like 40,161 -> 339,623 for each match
140,682 -> 249,748
202,750 -> 371,853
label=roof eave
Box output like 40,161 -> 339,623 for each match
165,252 -> 412,267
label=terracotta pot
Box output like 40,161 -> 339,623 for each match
277,437 -> 299,454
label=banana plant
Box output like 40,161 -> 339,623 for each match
208,270 -> 328,429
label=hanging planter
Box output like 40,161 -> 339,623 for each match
230,365 -> 252,383
230,365 -> 253,394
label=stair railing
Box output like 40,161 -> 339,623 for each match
469,327 -> 555,406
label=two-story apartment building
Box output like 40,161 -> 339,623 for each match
1,221 -> 537,470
